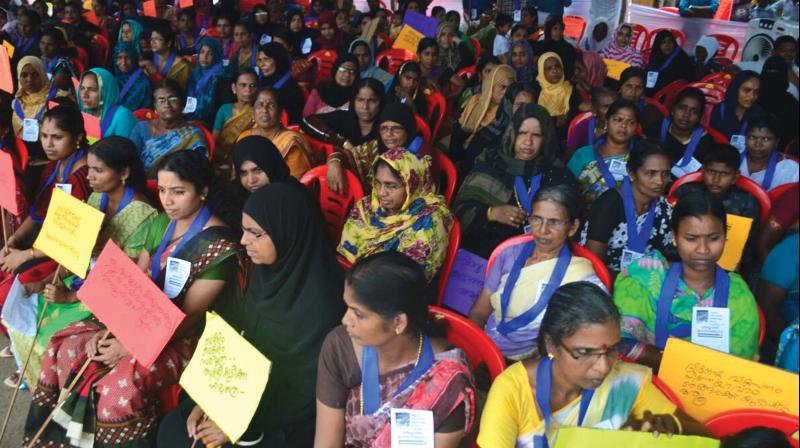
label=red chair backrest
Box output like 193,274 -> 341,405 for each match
158,385 -> 182,414
704,125 -> 730,144
688,82 -> 726,127
91,33 -> 110,67
652,375 -> 683,410
280,109 -> 289,126
414,114 -> 432,146
375,48 -> 417,75
434,150 -> 456,206
529,29 -> 544,43
303,134 -> 335,166
307,49 -> 338,85
653,79 -> 688,109
643,97 -> 669,119
646,28 -> 687,50
190,122 -> 216,162
484,234 -> 613,291
145,179 -> 162,210
631,24 -> 649,52
469,37 -> 481,60
455,65 -> 477,82
429,305 -> 507,380
563,16 -> 587,42
300,165 -> 365,245
668,172 -> 772,223
14,138 -> 28,172
424,90 -> 446,142
767,181 -> 798,203
134,108 -> 157,120
566,111 -> 594,154
708,33 -> 740,61
705,409 -> 799,447
700,72 -> 735,88
435,219 -> 461,306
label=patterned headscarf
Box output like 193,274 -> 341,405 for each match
437,22 -> 460,71
460,64 -> 516,134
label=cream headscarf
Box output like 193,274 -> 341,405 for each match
536,52 -> 573,117
459,64 -> 516,134
12,56 -> 51,136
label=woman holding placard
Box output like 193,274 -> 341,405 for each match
314,252 -> 476,448
24,150 -> 244,447
78,68 -> 139,139
613,190 -> 760,370
478,282 -> 709,446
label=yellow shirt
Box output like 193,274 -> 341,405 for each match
477,361 -> 677,448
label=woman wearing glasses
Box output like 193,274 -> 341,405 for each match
338,148 -> 452,282
303,55 -> 359,117
130,80 -> 209,178
479,282 -> 709,446
468,185 -> 606,361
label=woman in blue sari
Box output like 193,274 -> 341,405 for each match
113,42 -> 152,112
184,38 -> 228,126
78,68 -> 139,138
349,39 -> 392,91
117,18 -> 144,57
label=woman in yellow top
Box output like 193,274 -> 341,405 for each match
12,56 -> 53,142
456,64 -> 516,151
478,282 -> 709,447
238,88 -> 311,178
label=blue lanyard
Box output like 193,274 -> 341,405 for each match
273,71 -> 292,89
119,69 -> 144,100
654,262 -> 729,349
621,178 -> 658,254
720,103 -> 749,136
150,205 -> 211,283
100,105 -> 118,136
659,118 -> 704,168
360,335 -> 435,415
154,51 -> 177,77
249,43 -> 257,68
99,186 -> 135,216
13,98 -> 46,121
223,39 -> 235,59
760,150 -> 780,191
592,143 -> 621,191
16,36 -> 35,55
28,149 -> 86,223
497,242 -> 571,336
194,63 -> 223,97
44,56 -> 59,73
514,175 -> 542,214
656,46 -> 680,72
178,32 -> 198,51
586,116 -> 598,147
534,357 -> 594,448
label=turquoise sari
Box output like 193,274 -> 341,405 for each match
113,42 -> 153,112
77,67 -> 139,138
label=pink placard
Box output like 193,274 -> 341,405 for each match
77,241 -> 185,368
0,151 -> 18,215
0,45 -> 12,94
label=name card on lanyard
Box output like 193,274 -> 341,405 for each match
15,99 -> 45,142
514,175 -> 541,233
619,178 -> 657,271
660,119 -> 703,177
390,408 -> 434,448
592,144 -> 627,191
184,63 -> 222,114
150,205 -> 212,298
534,357 -> 594,448
723,103 -> 748,152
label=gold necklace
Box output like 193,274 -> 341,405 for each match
360,333 -> 424,416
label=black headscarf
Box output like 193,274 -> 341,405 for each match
534,15 -> 577,79
233,135 -> 292,183
759,56 -> 799,146
237,183 -> 344,432
645,30 -> 693,94
257,42 -> 305,123
377,102 -> 416,153
387,61 -> 429,116
258,42 -> 292,86
319,54 -> 359,108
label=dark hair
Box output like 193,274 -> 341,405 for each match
42,104 -> 87,147
177,8 -> 195,21
606,98 -> 639,122
511,24 -> 529,38
532,184 -> 581,222
152,25 -> 176,49
720,427 -> 792,448
445,10 -> 460,21
544,14 -> 564,41
256,86 -> 282,110
477,54 -> 501,73
345,252 -> 439,335
40,27 -> 66,49
416,37 -> 438,54
673,87 -> 706,114
271,27 -> 293,48
537,282 -> 621,355
774,35 -> 797,50
431,5 -> 445,16
214,10 -> 237,26
18,8 -> 42,26
234,19 -> 253,33
627,139 -> 668,173
153,78 -> 184,102
495,13 -> 513,28
236,68 -> 258,82
89,136 -> 146,193
590,86 -> 617,107
619,66 -> 645,85
746,113 -> 779,138
671,189 -> 727,232
352,78 -> 386,112
701,143 -> 740,169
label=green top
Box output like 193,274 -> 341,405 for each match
88,192 -> 158,258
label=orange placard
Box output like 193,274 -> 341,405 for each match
81,112 -> 101,142
77,241 -> 186,368
143,0 -> 157,17
0,151 -> 19,216
83,10 -> 99,26
2,40 -> 14,59
179,0 -> 193,8
0,45 -> 13,94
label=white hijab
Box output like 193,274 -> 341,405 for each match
695,35 -> 719,64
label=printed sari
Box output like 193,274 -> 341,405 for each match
216,105 -> 255,171
24,214 -> 244,447
140,124 -> 208,178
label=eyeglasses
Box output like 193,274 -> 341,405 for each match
379,125 -> 405,135
337,66 -> 357,75
155,96 -> 181,106
560,342 -> 620,364
528,215 -> 568,230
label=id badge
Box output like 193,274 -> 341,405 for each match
183,97 -> 198,114
222,59 -> 231,67
691,306 -> 730,353
260,34 -> 272,45
22,118 -> 39,142
646,71 -> 659,88
390,408 -> 434,448
163,257 -> 192,299
671,158 -> 702,178
608,159 -> 627,180
514,10 -> 521,21
620,249 -> 644,271
54,183 -> 73,194
730,135 -> 746,152
471,9 -> 477,20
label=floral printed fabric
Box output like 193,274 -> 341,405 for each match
338,148 -> 453,281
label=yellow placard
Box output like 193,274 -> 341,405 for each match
2,40 -> 14,59
83,0 -> 92,10
604,58 -> 631,81
32,188 -> 104,278
659,338 -> 799,423
392,25 -> 425,53
718,214 -> 753,271
554,427 -> 720,448
179,312 -> 271,444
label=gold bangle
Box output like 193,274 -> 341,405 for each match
669,414 -> 683,435
486,206 -> 492,222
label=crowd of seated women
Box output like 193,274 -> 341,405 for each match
0,0 -> 798,446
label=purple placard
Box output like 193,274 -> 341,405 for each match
403,10 -> 439,38
442,249 -> 487,316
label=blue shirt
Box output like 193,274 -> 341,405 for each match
679,0 -> 719,14
531,0 -> 572,14
761,232 -> 800,320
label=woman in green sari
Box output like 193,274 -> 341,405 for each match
613,190 -> 760,370
25,150 -> 244,447
78,68 -> 139,139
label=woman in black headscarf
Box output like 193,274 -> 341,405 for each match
157,183 -> 344,447
257,42 -> 305,123
645,30 -> 694,96
303,54 -> 359,117
386,61 -> 429,117
759,56 -> 799,148
534,15 -> 577,80
228,135 -> 295,217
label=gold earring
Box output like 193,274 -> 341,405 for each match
122,178 -> 126,186
395,328 -> 401,335
547,353 -> 554,360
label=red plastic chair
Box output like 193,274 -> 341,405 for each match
414,114 -> 432,146
306,49 -> 338,85
91,33 -> 110,67
485,234 -> 613,291
652,375 -> 683,410
455,65 -> 477,82
643,97 -> 670,119
700,72 -> 734,88
646,28 -> 687,50
429,305 -> 506,380
705,409 -> 799,447
768,182 -> 799,203
133,108 -> 157,120
375,48 -> 417,75
668,172 -> 772,223
300,165 -> 365,245
566,111 -> 594,155
75,46 -> 90,69
758,306 -> 766,347
190,122 -> 215,162
653,79 -> 689,109
659,6 -> 679,13
144,179 -> 162,210
708,33 -> 740,61
469,37 -> 481,60
435,219 -> 461,306
529,29 -> 544,43
14,138 -> 28,172
688,82 -> 726,127
434,150 -> 456,206
631,24 -> 649,52
563,16 -> 587,42
713,57 -> 735,69
424,90 -> 446,142
704,126 -> 730,144
303,134 -> 335,166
